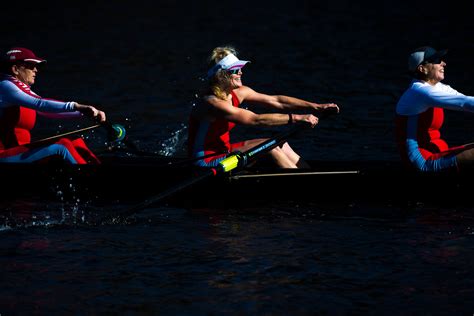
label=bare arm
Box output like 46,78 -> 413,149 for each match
206,96 -> 318,128
235,86 -> 340,113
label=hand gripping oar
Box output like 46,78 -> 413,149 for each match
114,123 -> 307,218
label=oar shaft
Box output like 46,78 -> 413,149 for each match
27,122 -> 126,148
119,169 -> 214,217
244,124 -> 304,158
28,124 -> 102,147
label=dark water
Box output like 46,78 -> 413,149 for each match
2,1 -> 474,314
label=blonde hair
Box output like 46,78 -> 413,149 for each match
207,46 -> 238,100
209,46 -> 237,65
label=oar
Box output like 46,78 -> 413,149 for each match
113,123 -> 308,218
27,122 -> 126,147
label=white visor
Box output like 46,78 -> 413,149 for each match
207,53 -> 250,78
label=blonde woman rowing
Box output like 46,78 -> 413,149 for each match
188,45 -> 339,168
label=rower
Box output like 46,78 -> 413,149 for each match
188,45 -> 339,168
396,46 -> 474,172
0,47 -> 106,164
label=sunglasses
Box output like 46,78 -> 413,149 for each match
423,57 -> 444,65
18,62 -> 38,70
227,68 -> 241,75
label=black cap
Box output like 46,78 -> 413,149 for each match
408,46 -> 447,72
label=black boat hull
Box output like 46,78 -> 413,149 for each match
0,156 -> 470,208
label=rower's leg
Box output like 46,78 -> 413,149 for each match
55,138 -> 88,164
6,144 -> 79,163
70,138 -> 101,164
280,142 -> 310,168
268,146 -> 299,168
233,139 -> 298,168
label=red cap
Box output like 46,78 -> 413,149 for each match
4,47 -> 46,64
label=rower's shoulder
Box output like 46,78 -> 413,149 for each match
203,95 -> 231,107
0,78 -> 14,89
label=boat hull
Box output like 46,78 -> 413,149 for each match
0,157 -> 469,208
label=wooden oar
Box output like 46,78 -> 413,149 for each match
28,124 -> 101,147
27,122 -> 126,147
113,123 -> 308,218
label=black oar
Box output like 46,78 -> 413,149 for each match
113,123 -> 308,218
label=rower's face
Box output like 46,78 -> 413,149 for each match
228,68 -> 243,89
421,59 -> 446,85
12,62 -> 38,86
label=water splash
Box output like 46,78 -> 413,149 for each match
158,124 -> 188,156
0,199 -> 91,230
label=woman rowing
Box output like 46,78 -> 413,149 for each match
188,45 -> 339,168
396,46 -> 474,172
0,47 -> 106,164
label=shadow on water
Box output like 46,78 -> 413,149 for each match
2,197 -> 474,314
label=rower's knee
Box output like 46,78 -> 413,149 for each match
56,138 -> 76,149
269,146 -> 298,168
47,144 -> 77,163
270,146 -> 285,157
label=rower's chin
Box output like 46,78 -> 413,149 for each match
232,82 -> 242,89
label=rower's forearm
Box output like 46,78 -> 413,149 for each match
275,95 -> 318,111
254,113 -> 292,126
